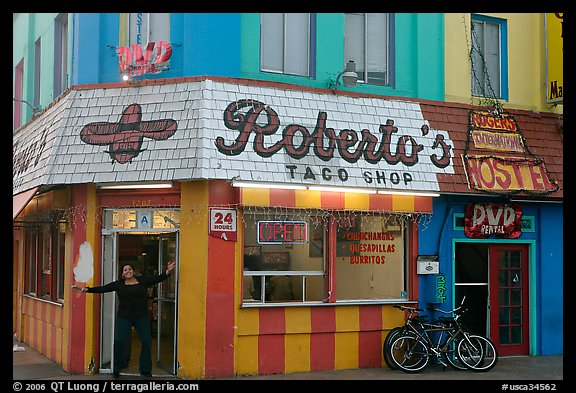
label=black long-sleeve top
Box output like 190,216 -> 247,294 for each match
86,272 -> 169,319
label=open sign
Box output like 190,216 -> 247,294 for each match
257,221 -> 308,244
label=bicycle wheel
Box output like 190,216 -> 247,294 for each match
442,336 -> 468,371
457,334 -> 498,372
383,327 -> 405,370
388,335 -> 430,373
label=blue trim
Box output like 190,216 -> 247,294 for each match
521,216 -> 535,233
388,13 -> 396,88
453,213 -> 464,230
310,14 -> 317,79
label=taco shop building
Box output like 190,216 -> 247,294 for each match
12,77 -> 562,378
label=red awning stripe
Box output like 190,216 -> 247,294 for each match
13,187 -> 38,220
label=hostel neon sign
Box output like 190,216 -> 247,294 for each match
463,110 -> 558,195
462,156 -> 557,193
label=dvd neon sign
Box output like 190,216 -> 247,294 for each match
257,221 -> 308,244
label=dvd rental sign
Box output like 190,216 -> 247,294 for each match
464,203 -> 522,239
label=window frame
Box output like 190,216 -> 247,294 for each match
241,209 -> 412,307
33,38 -> 41,109
259,13 -> 316,78
53,13 -> 68,97
344,13 -> 394,87
124,13 -> 171,46
242,210 -> 327,305
14,59 -> 24,130
470,14 -> 508,101
24,217 -> 67,303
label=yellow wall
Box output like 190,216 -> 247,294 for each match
177,180 -> 209,378
445,13 -> 562,114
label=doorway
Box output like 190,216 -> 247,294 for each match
100,231 -> 179,377
454,242 -> 530,356
489,244 -> 529,356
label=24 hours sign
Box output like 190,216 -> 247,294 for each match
209,207 -> 237,241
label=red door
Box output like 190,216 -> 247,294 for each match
489,244 -> 529,356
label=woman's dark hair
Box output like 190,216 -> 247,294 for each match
120,263 -> 136,278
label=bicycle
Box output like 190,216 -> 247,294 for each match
386,297 -> 498,373
438,298 -> 498,372
385,306 -> 468,372
382,305 -> 425,370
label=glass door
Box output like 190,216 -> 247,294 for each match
100,231 -> 117,373
489,244 -> 529,356
156,233 -> 178,373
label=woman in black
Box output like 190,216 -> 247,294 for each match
73,261 -> 176,378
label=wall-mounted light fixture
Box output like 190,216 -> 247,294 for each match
13,98 -> 41,115
121,72 -> 137,84
330,60 -> 359,92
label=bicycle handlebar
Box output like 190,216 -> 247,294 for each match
393,305 -> 423,312
426,295 -> 468,315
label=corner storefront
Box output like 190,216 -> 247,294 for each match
13,77 -> 562,378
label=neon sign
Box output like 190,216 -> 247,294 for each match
257,221 -> 308,244
117,41 -> 172,77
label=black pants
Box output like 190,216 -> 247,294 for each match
114,316 -> 152,374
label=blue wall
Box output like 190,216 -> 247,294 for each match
537,204 -> 563,355
418,196 -> 563,355
75,13 -> 443,100
75,13 -> 242,84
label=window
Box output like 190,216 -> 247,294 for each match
34,38 -> 41,108
125,13 -> 170,45
54,13 -> 68,97
243,211 -> 325,303
41,225 -> 52,298
345,13 -> 391,86
471,15 -> 508,100
14,59 -> 24,130
56,222 -> 66,300
260,13 -> 313,77
24,216 -> 67,302
242,209 -> 408,305
454,213 -> 465,230
520,216 -> 535,232
335,214 -> 406,300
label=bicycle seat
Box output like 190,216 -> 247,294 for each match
412,316 -> 429,324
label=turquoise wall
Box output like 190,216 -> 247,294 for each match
240,13 -> 444,100
13,13 -> 66,119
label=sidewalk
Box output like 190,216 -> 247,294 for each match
13,336 -> 564,381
